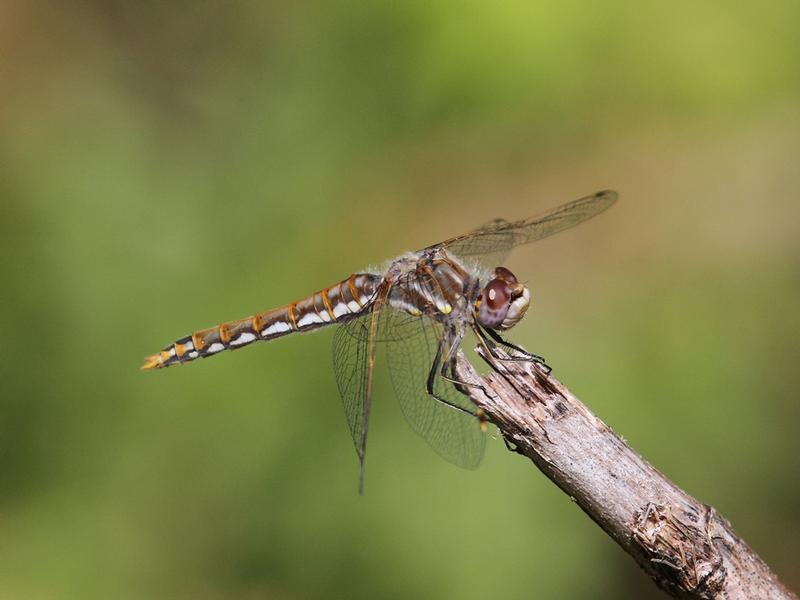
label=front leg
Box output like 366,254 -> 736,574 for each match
426,333 -> 478,417
437,325 -> 489,394
478,325 -> 551,373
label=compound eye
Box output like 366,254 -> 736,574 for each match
485,278 -> 510,311
477,278 -> 512,329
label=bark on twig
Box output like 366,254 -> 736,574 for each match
454,347 -> 796,600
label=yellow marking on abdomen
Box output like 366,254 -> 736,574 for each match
141,354 -> 162,370
348,276 -> 363,307
310,295 -> 323,319
287,303 -> 298,330
192,332 -> 205,350
321,287 -> 336,321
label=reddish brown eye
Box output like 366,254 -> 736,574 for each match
485,279 -> 510,310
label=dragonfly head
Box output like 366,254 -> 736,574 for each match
476,267 -> 530,331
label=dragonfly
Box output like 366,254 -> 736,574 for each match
142,190 -> 617,491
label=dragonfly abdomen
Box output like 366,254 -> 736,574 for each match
141,273 -> 380,370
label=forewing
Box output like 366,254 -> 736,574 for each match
383,307 -> 486,469
442,221 -> 515,269
440,190 -> 617,267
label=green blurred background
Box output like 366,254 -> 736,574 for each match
1,2 -> 798,598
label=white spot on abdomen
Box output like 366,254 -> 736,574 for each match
297,313 -> 323,328
262,321 -> 291,337
230,332 -> 256,346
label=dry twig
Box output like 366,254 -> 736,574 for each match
454,347 -> 796,600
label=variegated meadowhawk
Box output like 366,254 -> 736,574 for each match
143,190 -> 617,490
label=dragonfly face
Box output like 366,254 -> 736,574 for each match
475,267 -> 530,331
143,189 -> 617,491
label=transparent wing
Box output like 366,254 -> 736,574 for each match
382,301 -> 486,469
437,190 -> 617,268
444,218 -> 515,269
339,307 -> 421,343
332,303 -> 382,493
333,269 -> 486,482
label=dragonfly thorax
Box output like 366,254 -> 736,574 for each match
475,266 -> 530,331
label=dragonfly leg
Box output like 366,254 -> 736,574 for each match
437,326 -> 490,394
439,371 -> 485,391
426,333 -> 478,418
479,326 -> 551,373
471,324 -> 504,371
441,332 -> 492,430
